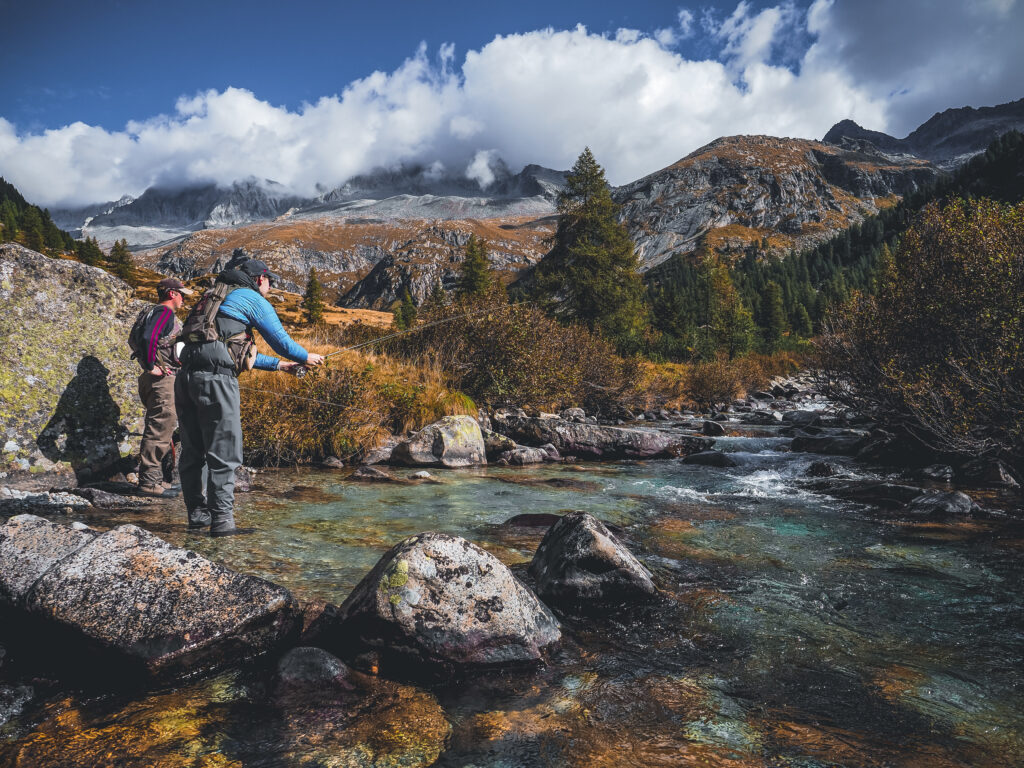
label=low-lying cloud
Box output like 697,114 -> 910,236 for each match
1,0 -> 1020,207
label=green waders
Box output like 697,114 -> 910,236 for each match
175,341 -> 243,533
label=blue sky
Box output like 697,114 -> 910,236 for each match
2,0 -> 748,132
1,0 -> 1021,206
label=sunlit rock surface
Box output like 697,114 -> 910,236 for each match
0,243 -> 146,484
0,515 -> 300,676
392,415 -> 487,468
310,532 -> 560,675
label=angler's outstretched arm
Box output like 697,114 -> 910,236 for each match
218,289 -> 311,370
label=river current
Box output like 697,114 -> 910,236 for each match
1,421 -> 1022,767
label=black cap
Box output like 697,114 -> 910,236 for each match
239,258 -> 281,286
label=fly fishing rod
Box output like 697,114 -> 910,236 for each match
287,303 -> 528,378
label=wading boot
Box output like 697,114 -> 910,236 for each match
137,482 -> 180,498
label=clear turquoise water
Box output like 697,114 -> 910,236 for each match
2,423 -> 1023,766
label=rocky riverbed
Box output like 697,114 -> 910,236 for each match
2,376 -> 1022,766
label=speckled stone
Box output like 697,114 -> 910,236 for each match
312,532 -> 560,675
529,511 -> 656,607
0,514 -> 97,606
392,415 -> 487,468
5,518 -> 299,676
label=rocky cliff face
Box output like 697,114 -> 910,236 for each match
613,135 -> 937,270
146,216 -> 555,310
824,98 -> 1024,168
338,218 -> 555,309
0,244 -> 146,484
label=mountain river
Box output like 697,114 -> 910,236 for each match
1,420 -> 1022,766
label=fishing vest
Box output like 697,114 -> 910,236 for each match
179,283 -> 258,375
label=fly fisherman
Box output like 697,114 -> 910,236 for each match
176,258 -> 324,536
129,277 -> 194,497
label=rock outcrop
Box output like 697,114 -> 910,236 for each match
0,515 -> 300,677
309,532 -> 561,676
491,409 -> 709,460
529,512 -> 656,608
0,244 -> 146,484
614,135 -> 937,270
825,98 -> 1024,169
392,415 -> 487,468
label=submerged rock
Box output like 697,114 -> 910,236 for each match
791,434 -> 866,455
0,515 -> 300,677
702,420 -> 726,436
309,532 -> 561,675
905,490 -> 976,518
805,461 -> 839,478
392,415 -> 487,468
682,450 -> 738,468
499,446 -> 551,465
492,410 -> 709,460
277,646 -> 352,687
529,511 -> 656,608
351,465 -> 404,483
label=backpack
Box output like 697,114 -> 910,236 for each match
179,282 -> 258,374
127,305 -> 159,362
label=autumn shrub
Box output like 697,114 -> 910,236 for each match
815,198 -> 1024,463
388,286 -> 641,413
684,356 -> 742,411
240,344 -> 475,465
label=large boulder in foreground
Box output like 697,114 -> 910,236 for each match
492,409 -> 709,460
529,511 -> 656,608
392,415 -> 487,468
0,243 -> 147,484
310,533 -> 560,676
0,515 -> 300,677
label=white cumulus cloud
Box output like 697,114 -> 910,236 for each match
0,1 -> 1020,207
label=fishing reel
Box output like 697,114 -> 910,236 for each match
288,365 -> 308,379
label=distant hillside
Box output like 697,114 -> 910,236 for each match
824,97 -> 1024,168
0,177 -> 77,254
613,135 -> 936,270
143,214 -> 556,309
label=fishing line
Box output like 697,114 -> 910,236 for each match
237,384 -> 378,415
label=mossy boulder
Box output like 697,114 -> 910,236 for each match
0,244 -> 147,484
309,532 -> 561,677
392,415 -> 487,468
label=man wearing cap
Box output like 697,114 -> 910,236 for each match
176,257 -> 324,536
135,277 -> 194,497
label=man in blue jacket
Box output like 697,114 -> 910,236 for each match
175,258 -> 324,536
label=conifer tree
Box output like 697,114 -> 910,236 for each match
108,238 -> 134,282
394,289 -> 418,330
531,147 -> 646,351
457,234 -> 491,297
19,206 -> 45,252
697,252 -> 754,359
302,267 -> 326,325
76,237 -> 104,267
792,303 -> 813,338
427,279 -> 446,308
761,281 -> 789,352
0,200 -> 18,241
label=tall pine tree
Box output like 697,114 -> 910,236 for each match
394,289 -> 418,330
108,238 -> 134,282
302,267 -> 326,325
530,147 -> 646,351
761,281 -> 788,352
457,234 -> 492,297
